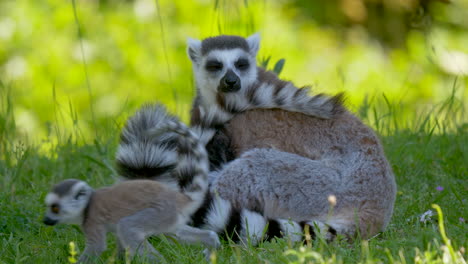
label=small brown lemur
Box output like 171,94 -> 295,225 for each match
44,108 -> 219,263
187,34 -> 397,239
43,179 -> 220,264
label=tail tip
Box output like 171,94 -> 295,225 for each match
329,92 -> 347,116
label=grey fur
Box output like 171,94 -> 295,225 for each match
52,179 -> 80,196
43,179 -> 220,264
187,33 -> 343,131
116,104 -> 338,244
201,35 -> 249,55
116,103 -> 210,214
209,109 -> 397,239
188,34 -> 396,239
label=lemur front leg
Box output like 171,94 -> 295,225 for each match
116,208 -> 167,263
174,225 -> 221,261
79,225 -> 107,264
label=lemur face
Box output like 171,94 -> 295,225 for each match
43,179 -> 93,226
188,34 -> 260,99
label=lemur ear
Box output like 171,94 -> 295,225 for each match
187,37 -> 202,63
246,33 -> 260,56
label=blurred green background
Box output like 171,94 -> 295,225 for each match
0,0 -> 467,145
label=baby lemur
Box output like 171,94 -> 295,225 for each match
44,112 -> 219,263
43,179 -> 220,264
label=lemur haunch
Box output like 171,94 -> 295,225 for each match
43,179 -> 220,264
188,34 -> 397,239
116,104 -> 338,246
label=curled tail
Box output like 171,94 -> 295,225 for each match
117,104 -> 338,244
116,104 -> 210,212
243,71 -> 346,119
191,194 -> 337,245
117,104 -> 180,180
251,67 -> 346,119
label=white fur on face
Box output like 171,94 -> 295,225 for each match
60,181 -> 93,224
45,193 -> 59,205
44,181 -> 93,225
44,193 -> 62,223
192,48 -> 258,107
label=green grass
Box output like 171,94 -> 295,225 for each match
3,0 -> 468,141
0,1 -> 467,262
0,89 -> 466,264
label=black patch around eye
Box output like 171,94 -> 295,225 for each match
75,190 -> 86,200
235,58 -> 249,70
51,204 -> 60,214
205,60 -> 223,72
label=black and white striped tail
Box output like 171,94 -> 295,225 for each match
241,68 -> 345,119
116,104 -> 210,211
117,104 -> 337,244
196,67 -> 345,129
191,194 -> 337,245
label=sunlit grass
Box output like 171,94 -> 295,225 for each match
1,0 -> 467,141
0,88 -> 466,263
0,0 -> 467,263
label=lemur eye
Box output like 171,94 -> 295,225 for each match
235,58 -> 249,70
51,204 -> 60,214
205,60 -> 223,72
75,190 -> 86,200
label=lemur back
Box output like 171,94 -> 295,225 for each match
187,34 -> 397,239
210,109 -> 396,238
116,104 -> 338,245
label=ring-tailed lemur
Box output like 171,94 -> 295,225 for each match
116,104 -> 337,245
43,179 -> 220,264
187,34 -> 397,239
187,33 -> 344,137
187,33 -> 344,169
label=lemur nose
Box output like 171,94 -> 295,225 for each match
219,70 -> 241,92
224,73 -> 238,86
43,217 -> 58,226
225,77 -> 238,85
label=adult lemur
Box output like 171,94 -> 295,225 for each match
116,104 -> 338,246
187,34 -> 397,239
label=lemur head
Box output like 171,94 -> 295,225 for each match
187,34 -> 260,99
43,179 -> 93,226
